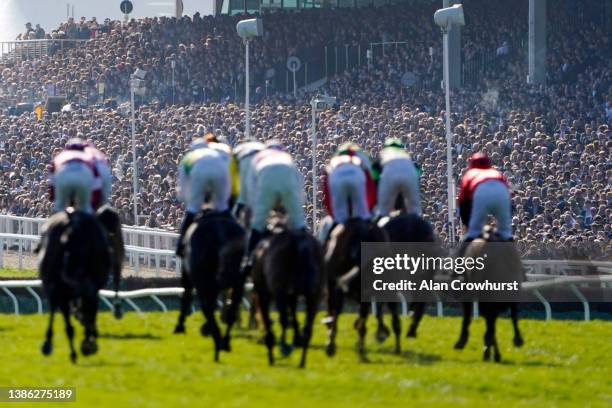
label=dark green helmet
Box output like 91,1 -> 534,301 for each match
383,137 -> 404,149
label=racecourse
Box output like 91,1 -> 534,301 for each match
0,312 -> 610,407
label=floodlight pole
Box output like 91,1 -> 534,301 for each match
130,75 -> 138,226
171,59 -> 176,105
245,39 -> 251,139
442,27 -> 456,244
311,100 -> 317,232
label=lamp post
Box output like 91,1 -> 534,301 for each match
171,59 -> 176,105
130,68 -> 147,225
434,3 -> 464,244
236,18 -> 263,139
310,95 -> 336,232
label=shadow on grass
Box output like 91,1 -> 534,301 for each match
79,360 -> 137,368
375,348 -> 442,365
99,332 -> 162,340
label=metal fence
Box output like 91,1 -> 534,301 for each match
0,39 -> 88,62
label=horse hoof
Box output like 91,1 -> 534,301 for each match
513,336 -> 524,348
293,335 -> 305,348
454,336 -> 468,350
394,346 -> 401,355
173,325 -> 185,334
70,352 -> 78,364
220,337 -> 231,352
81,338 -> 98,356
41,341 -> 53,356
483,347 -> 491,361
325,342 -> 336,357
113,305 -> 123,320
280,342 -> 293,357
406,327 -> 417,338
494,352 -> 502,363
200,323 -> 211,337
375,327 -> 390,343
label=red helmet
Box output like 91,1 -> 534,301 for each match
468,152 -> 491,169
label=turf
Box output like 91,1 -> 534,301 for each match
0,312 -> 610,407
0,268 -> 37,279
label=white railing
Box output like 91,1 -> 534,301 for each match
0,277 -> 609,321
0,214 -> 178,250
0,233 -> 180,277
0,215 -> 179,276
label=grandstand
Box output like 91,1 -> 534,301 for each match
0,0 -> 609,250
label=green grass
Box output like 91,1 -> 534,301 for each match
0,312 -> 610,407
0,268 -> 37,279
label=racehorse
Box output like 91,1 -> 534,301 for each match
377,212 -> 438,339
453,227 -> 525,362
324,218 -> 388,360
38,208 -> 111,363
252,218 -> 324,368
173,209 -> 246,362
96,204 -> 125,318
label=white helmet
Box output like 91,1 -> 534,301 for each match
190,137 -> 207,150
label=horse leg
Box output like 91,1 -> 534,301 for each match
247,292 -> 259,330
59,300 -> 77,363
511,304 -> 524,347
277,294 -> 293,357
41,299 -> 56,356
483,308 -> 501,362
199,291 -> 222,363
407,302 -> 425,338
375,303 -> 390,343
355,302 -> 370,362
299,295 -> 318,369
325,288 -> 343,357
258,290 -> 275,366
80,293 -> 99,356
454,302 -> 473,350
388,302 -> 401,354
290,295 -> 304,348
174,266 -> 193,334
221,269 -> 250,351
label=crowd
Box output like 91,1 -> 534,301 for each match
0,1 -> 610,257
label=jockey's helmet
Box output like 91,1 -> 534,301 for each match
190,137 -> 208,150
468,152 -> 492,169
383,137 -> 404,149
65,138 -> 88,151
265,139 -> 285,151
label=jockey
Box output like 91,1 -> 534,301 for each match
48,138 -> 97,214
458,152 -> 513,241
322,142 -> 377,224
246,139 -> 306,253
375,138 -> 422,216
84,143 -> 112,210
176,137 -> 232,256
232,140 -> 266,216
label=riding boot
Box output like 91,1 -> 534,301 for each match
241,228 -> 263,278
176,212 -> 196,257
247,228 -> 263,255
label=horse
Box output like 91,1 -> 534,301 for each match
173,209 -> 246,362
96,204 -> 125,318
252,219 -> 324,368
324,218 -> 389,360
38,208 -> 111,363
453,227 -> 525,362
377,212 -> 439,339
